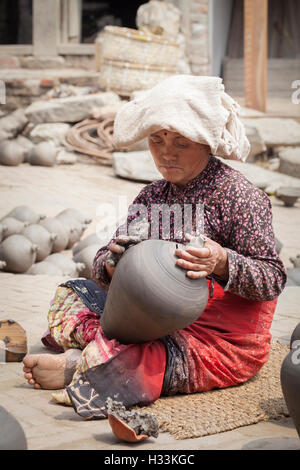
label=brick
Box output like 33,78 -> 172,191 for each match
0,56 -> 20,69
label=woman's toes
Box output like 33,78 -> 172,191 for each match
34,383 -> 41,389
28,378 -> 35,385
23,354 -> 38,369
24,372 -> 33,380
23,366 -> 31,373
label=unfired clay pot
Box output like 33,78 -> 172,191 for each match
6,206 -> 45,225
21,224 -> 57,262
100,239 -> 208,344
46,253 -> 85,276
56,212 -> 86,249
0,223 -> 7,243
280,322 -> 300,437
27,142 -> 57,167
39,217 -> 69,253
72,244 -> 100,279
287,268 -> 300,286
0,234 -> 38,273
0,217 -> 29,239
57,208 -> 92,226
27,261 -> 64,276
0,140 -> 26,166
72,232 -> 101,256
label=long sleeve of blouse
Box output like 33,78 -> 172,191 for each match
92,156 -> 286,301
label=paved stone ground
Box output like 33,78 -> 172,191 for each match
0,157 -> 300,450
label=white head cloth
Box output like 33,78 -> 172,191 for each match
113,75 -> 250,161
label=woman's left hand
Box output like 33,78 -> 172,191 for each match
175,235 -> 229,280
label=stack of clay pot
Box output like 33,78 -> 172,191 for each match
0,140 -> 57,167
72,232 -> 103,279
0,205 -> 92,276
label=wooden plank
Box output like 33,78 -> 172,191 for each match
33,0 -> 61,56
244,0 -> 268,112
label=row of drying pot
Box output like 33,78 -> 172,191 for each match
0,140 -> 57,167
0,205 -> 92,275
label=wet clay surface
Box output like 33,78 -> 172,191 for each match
106,397 -> 159,438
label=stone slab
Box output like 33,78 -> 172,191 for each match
278,147 -> 300,179
113,151 -> 162,182
25,92 -> 121,124
241,118 -> 300,147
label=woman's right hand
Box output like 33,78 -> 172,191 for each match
105,235 -> 141,278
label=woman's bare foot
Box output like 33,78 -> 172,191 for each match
22,348 -> 82,390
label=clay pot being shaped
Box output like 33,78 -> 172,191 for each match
6,206 -> 45,225
0,140 -> 26,166
0,217 -> 29,239
100,239 -> 208,344
39,217 -> 69,253
21,224 -> 57,262
280,322 -> 300,437
27,142 -> 57,167
0,234 -> 38,273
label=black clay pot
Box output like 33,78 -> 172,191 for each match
100,239 -> 208,344
280,322 -> 300,437
0,405 -> 27,450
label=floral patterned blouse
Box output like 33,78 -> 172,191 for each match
92,155 -> 286,301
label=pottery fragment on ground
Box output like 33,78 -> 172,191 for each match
106,397 -> 158,443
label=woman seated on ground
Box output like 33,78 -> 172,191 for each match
23,75 -> 286,418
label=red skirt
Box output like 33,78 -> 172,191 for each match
66,279 -> 278,418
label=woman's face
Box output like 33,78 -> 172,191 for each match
148,130 -> 210,186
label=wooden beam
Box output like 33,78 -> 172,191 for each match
244,0 -> 268,112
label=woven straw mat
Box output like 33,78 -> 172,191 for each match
135,341 -> 290,440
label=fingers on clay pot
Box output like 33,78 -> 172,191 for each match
100,239 -> 208,344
